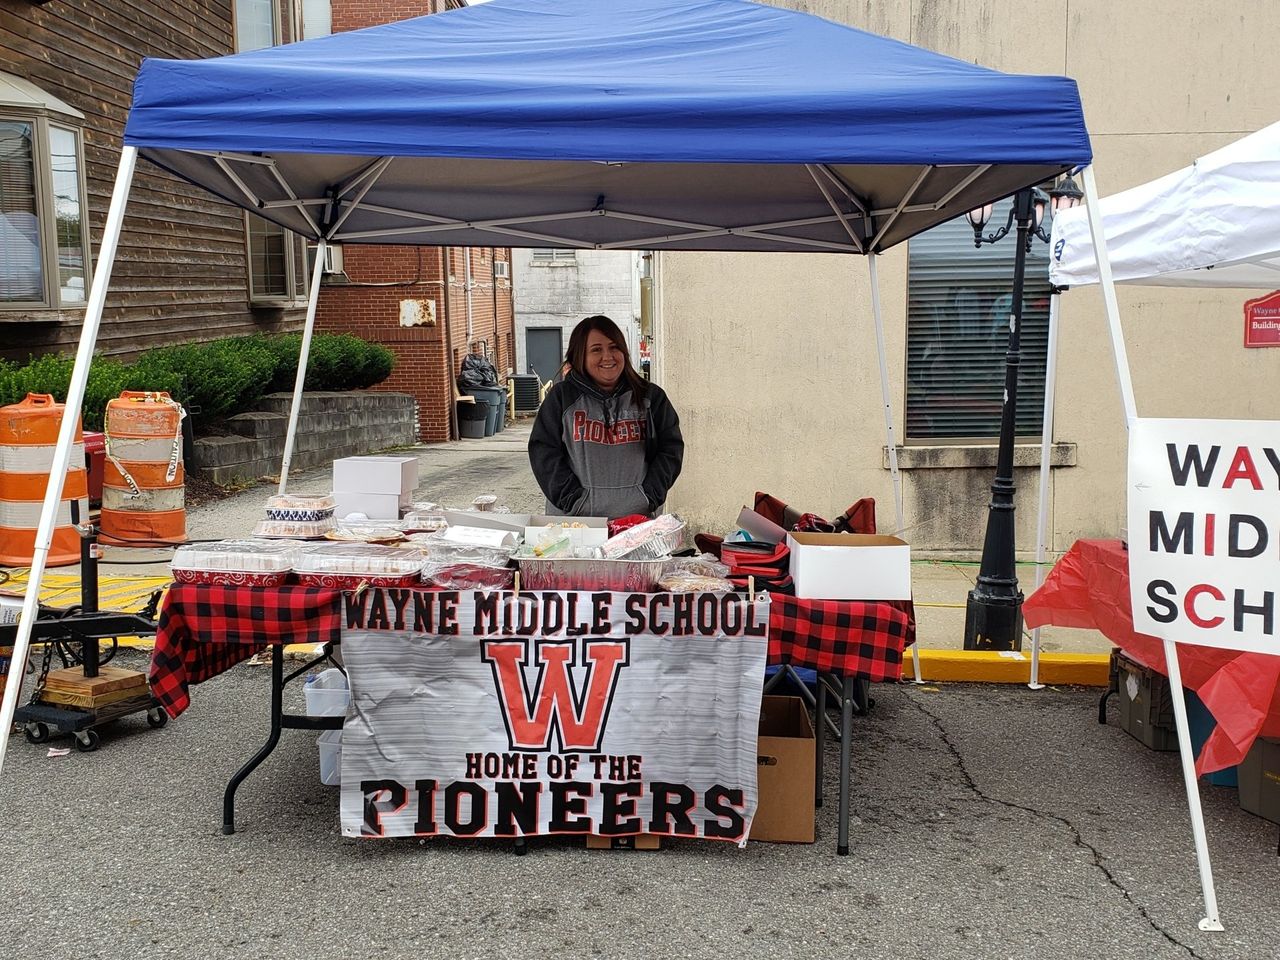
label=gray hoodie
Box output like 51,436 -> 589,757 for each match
528,371 -> 684,518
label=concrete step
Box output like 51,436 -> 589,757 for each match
225,411 -> 289,439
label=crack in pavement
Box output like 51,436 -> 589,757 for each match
904,689 -> 1207,960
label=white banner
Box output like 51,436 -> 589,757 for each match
1128,417 -> 1280,654
338,590 -> 769,844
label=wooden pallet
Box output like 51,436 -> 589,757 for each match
39,666 -> 148,709
585,834 -> 661,851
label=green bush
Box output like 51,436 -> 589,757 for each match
1,331 -> 395,432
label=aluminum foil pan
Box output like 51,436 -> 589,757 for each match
516,556 -> 671,592
610,522 -> 686,561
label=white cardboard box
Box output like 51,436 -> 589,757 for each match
524,515 -> 609,547
787,532 -> 911,600
334,490 -> 402,520
332,456 -> 418,501
440,509 -> 530,533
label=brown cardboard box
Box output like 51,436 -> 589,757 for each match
751,695 -> 816,843
1238,737 -> 1280,825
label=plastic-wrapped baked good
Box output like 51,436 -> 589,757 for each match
423,538 -> 515,569
264,494 -> 336,523
254,517 -> 337,539
598,514 -> 685,560
657,571 -> 735,593
327,519 -> 407,543
294,542 -> 427,588
420,561 -> 514,590
172,539 -> 301,586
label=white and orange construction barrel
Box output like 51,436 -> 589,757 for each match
0,393 -> 88,567
100,391 -> 187,546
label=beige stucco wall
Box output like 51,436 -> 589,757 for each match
658,0 -> 1280,556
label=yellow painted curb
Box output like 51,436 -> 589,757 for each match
123,639 -> 1109,685
117,636 -> 321,658
904,649 -> 1110,686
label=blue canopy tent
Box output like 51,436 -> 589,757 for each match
5,0 -> 1105,803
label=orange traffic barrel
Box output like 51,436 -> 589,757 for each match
0,393 -> 88,567
100,391 -> 187,546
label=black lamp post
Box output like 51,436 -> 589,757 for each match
961,175 -> 1084,651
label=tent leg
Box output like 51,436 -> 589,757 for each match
0,146 -> 137,780
277,239 -> 328,495
1163,639 -> 1225,931
867,255 -> 920,683
1080,167 -> 1138,426
1028,291 -> 1062,690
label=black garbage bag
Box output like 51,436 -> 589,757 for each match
457,353 -> 499,390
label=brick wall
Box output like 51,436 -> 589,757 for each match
318,0 -> 515,442
332,0 -> 450,32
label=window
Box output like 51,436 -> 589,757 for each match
246,214 -> 308,303
0,74 -> 89,311
235,0 -> 278,51
905,198 -> 1053,441
531,248 -> 577,264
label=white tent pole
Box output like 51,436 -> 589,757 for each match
0,146 -> 138,778
1028,290 -> 1062,690
277,239 -> 327,495
1080,166 -> 1138,426
1081,166 -> 1219,930
867,254 -> 920,683
1163,638 -> 1225,931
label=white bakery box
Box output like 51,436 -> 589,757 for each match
786,532 -> 911,601
333,456 -> 419,520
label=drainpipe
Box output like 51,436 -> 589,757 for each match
492,247 -> 500,369
464,247 -> 474,343
442,246 -> 458,441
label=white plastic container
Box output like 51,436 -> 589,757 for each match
317,729 -> 342,786
171,539 -> 300,586
304,667 -> 350,717
294,542 -> 427,589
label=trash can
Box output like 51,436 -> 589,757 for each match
471,387 -> 503,436
457,398 -> 488,439
495,387 -> 509,432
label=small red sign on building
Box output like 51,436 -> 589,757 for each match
1244,290 -> 1280,347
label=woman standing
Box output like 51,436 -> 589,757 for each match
529,315 -> 683,518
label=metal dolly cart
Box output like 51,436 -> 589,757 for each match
1,502 -> 167,751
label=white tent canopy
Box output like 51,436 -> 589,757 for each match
1050,120 -> 1280,288
1024,123 -> 1280,930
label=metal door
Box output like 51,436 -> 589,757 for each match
526,327 -> 563,385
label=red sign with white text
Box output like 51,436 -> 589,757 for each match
1244,290 -> 1280,347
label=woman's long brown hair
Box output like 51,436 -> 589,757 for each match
566,315 -> 648,400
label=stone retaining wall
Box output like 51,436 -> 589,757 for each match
194,391 -> 416,485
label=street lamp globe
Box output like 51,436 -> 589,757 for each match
1048,173 -> 1084,213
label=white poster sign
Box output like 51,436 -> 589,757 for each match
1128,417 -> 1280,654
338,589 -> 768,844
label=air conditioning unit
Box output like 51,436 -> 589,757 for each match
306,242 -> 345,277
493,260 -> 510,279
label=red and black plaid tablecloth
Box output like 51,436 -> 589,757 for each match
151,585 -> 914,718
768,596 -> 915,682
151,583 -> 342,718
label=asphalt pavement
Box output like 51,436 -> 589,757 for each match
3,422 -> 1277,958
1,652 -> 1277,960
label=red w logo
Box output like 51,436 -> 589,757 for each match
481,638 -> 630,752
